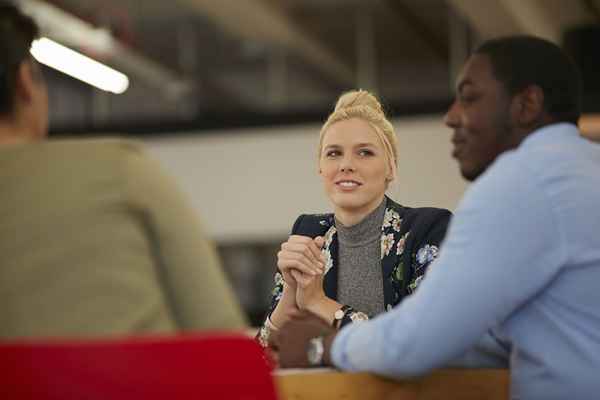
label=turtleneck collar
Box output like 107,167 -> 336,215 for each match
335,198 -> 386,247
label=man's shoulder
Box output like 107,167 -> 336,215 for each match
461,146 -> 539,214
495,123 -> 587,176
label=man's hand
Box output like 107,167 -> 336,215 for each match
278,311 -> 336,368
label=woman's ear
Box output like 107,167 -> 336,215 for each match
387,161 -> 396,182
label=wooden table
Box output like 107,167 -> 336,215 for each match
275,368 -> 509,400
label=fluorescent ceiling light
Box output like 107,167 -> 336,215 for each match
30,37 -> 129,94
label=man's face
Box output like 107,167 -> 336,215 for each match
444,54 -> 516,181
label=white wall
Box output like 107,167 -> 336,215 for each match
143,114 -> 468,242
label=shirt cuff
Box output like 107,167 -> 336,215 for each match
330,322 -> 361,371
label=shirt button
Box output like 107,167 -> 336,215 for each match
386,304 -> 393,312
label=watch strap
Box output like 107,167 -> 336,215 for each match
332,305 -> 352,329
336,305 -> 370,329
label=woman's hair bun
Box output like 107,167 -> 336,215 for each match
333,89 -> 384,116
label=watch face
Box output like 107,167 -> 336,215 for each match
334,309 -> 345,320
307,337 -> 324,366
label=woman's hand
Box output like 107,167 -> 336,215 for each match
276,235 -> 325,289
271,235 -> 325,329
290,236 -> 344,326
270,280 -> 300,329
290,236 -> 327,310
291,268 -> 326,311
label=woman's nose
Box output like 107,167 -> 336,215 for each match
339,156 -> 355,172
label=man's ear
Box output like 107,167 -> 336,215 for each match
14,60 -> 36,104
513,85 -> 545,127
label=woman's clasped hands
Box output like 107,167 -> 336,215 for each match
276,235 -> 327,311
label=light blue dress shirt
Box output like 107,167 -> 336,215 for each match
331,123 -> 600,399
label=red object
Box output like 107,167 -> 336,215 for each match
0,333 -> 278,400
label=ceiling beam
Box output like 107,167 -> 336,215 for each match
176,0 -> 355,87
501,0 -> 592,43
582,0 -> 600,22
384,0 -> 448,62
446,0 -> 520,40
447,0 -> 593,43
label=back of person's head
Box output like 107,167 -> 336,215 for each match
0,3 -> 39,117
474,35 -> 582,125
319,89 -> 398,178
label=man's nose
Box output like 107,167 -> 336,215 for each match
444,101 -> 460,128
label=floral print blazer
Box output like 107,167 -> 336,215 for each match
258,196 -> 451,345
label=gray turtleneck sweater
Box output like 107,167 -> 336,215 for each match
335,199 -> 386,318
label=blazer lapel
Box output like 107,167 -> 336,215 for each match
380,199 -> 405,309
322,225 -> 339,299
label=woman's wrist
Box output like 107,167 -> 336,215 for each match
280,284 -> 298,308
304,296 -> 341,326
270,285 -> 298,328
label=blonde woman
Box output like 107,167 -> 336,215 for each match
258,90 -> 451,349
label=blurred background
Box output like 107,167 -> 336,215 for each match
16,0 -> 600,325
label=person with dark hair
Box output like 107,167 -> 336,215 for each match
452,35 -> 583,182
0,4 -> 246,338
0,3 -> 47,141
277,35 -> 600,400
476,36 -> 581,124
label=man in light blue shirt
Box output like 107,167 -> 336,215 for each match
278,36 -> 600,399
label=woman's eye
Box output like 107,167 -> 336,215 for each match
358,149 -> 374,157
326,150 -> 340,158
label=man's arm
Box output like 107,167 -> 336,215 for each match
330,156 -> 566,376
447,331 -> 510,368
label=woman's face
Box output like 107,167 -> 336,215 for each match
319,117 -> 390,218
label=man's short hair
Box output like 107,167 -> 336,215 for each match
0,3 -> 39,116
475,35 -> 582,125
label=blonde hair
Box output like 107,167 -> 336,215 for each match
318,90 -> 398,179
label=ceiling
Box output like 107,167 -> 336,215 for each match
14,0 -> 600,136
